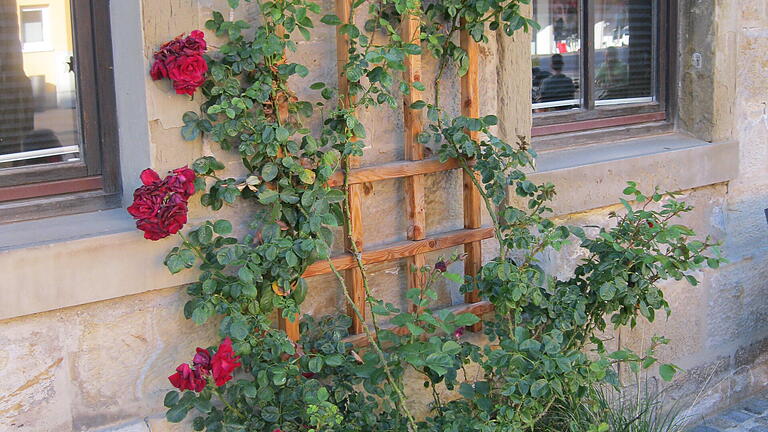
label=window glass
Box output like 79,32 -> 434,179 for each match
21,9 -> 44,43
593,0 -> 654,105
0,0 -> 80,170
531,0 -> 581,112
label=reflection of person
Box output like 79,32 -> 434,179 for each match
595,47 -> 628,99
539,54 -> 575,103
532,67 -> 552,88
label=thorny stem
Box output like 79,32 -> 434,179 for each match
213,387 -> 246,420
456,157 -> 507,259
331,160 -> 419,432
327,259 -> 419,431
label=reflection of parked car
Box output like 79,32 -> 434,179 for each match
0,3 -> 35,157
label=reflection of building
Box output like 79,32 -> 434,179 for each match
0,0 -> 76,165
17,0 -> 75,110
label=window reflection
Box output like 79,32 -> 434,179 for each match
531,0 -> 581,112
594,0 -> 654,104
0,0 -> 80,169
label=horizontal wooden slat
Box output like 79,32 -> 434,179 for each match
303,226 -> 494,277
327,158 -> 459,187
343,300 -> 494,347
0,176 -> 103,202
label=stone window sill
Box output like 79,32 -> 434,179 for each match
0,133 -> 738,321
518,133 -> 738,216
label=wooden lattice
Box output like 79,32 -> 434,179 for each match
277,0 -> 494,343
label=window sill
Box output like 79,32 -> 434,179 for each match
513,133 -> 739,216
0,134 -> 738,322
0,209 -> 198,321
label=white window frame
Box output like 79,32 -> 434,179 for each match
20,5 -> 52,53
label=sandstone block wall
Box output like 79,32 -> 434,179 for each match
0,0 -> 766,430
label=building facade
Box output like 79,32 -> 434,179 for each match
0,0 -> 766,431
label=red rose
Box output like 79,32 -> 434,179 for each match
140,168 -> 161,185
435,261 -> 448,273
128,166 -> 195,241
168,363 -> 206,392
183,30 -> 207,54
453,327 -> 464,340
165,166 -> 196,198
151,31 -> 207,94
193,347 -> 212,375
136,217 -> 169,241
211,338 -> 242,387
150,58 -> 169,81
167,55 -> 208,96
127,185 -> 164,219
158,194 -> 188,235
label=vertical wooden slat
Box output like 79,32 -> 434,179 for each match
274,24 -> 301,341
460,26 -> 484,332
337,0 -> 366,335
402,6 -> 428,310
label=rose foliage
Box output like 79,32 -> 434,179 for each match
141,0 -> 726,431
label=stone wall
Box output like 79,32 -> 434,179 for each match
0,0 -> 766,431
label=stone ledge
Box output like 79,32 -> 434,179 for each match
0,134 -> 739,322
516,133 -> 739,216
0,210 -> 199,321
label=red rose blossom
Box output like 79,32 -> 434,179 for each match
167,55 -> 208,95
183,30 -> 207,54
168,363 -> 206,392
151,31 -> 208,95
193,348 -> 212,375
435,261 -> 448,273
166,166 -> 196,198
127,166 -> 196,241
140,168 -> 162,185
211,338 -> 242,387
127,186 -> 164,220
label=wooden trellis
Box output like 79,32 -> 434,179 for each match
277,0 -> 493,343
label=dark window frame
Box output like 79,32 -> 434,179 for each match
0,0 -> 120,222
532,0 -> 676,137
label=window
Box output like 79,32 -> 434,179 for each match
0,0 -> 119,222
531,0 -> 673,136
20,6 -> 51,52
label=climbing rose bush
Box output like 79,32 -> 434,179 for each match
150,30 -> 208,95
127,167 -> 196,240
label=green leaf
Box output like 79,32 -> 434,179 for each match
262,163 -> 279,182
299,169 -> 316,184
164,391 -> 180,408
659,363 -> 678,381
166,404 -> 190,423
320,14 -> 342,25
325,353 -> 345,367
275,127 -> 290,142
229,318 -> 249,340
198,225 -> 214,244
443,272 -> 463,283
213,220 -> 233,235
308,356 -> 324,373
531,379 -> 549,397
